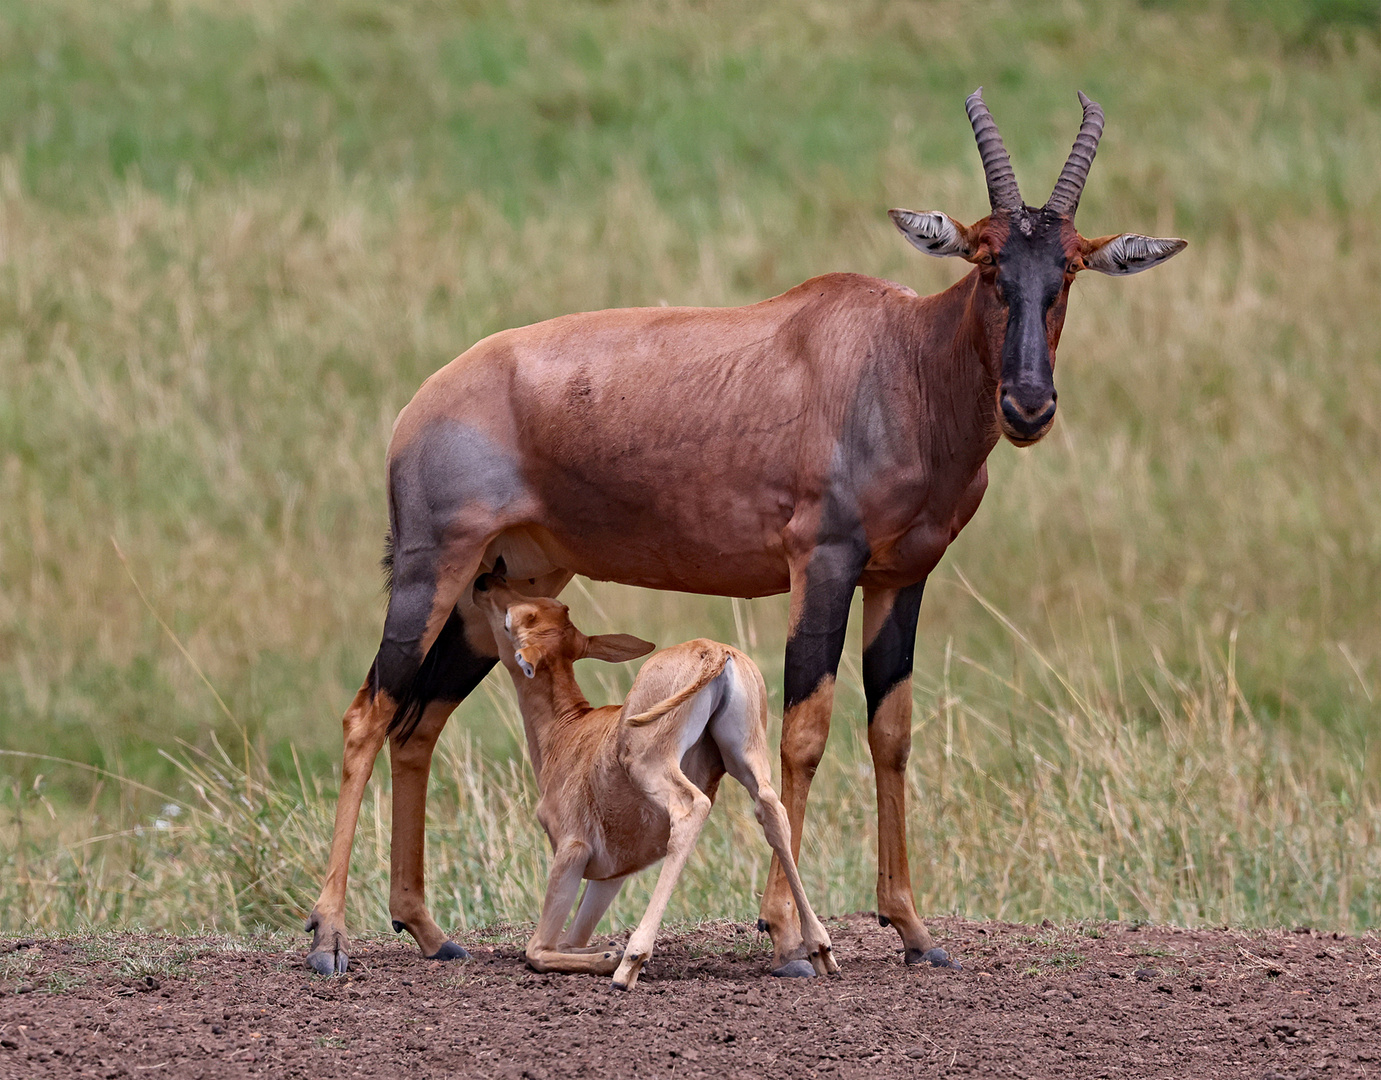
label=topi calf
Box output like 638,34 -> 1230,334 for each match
474,573 -> 838,990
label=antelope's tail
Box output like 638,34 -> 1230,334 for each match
623,645 -> 730,727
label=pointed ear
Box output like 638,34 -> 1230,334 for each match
889,209 -> 976,259
582,633 -> 655,664
1083,233 -> 1187,276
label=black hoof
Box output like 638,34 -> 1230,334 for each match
392,920 -> 406,934
610,981 -> 630,992
306,950 -> 348,976
428,942 -> 470,962
878,914 -> 891,927
905,947 -> 959,969
757,919 -> 769,933
771,959 -> 817,979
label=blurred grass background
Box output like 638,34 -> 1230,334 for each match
2,0 -> 1380,938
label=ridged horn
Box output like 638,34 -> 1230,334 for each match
965,87 -> 1022,213
1045,91 -> 1105,217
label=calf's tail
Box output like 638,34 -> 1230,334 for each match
623,644 -> 730,727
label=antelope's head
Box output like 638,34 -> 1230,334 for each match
473,573 -> 653,679
890,89 -> 1186,447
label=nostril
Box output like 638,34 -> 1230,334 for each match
1001,391 -> 1056,422
999,391 -> 1057,440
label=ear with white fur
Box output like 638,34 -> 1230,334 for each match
582,633 -> 655,664
1083,233 -> 1187,276
889,209 -> 976,259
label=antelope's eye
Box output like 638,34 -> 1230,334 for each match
978,252 -> 996,267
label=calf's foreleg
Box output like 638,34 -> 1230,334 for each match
561,876 -> 627,949
526,840 -> 622,975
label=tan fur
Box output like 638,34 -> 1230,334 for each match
474,578 -> 838,989
622,649 -> 728,726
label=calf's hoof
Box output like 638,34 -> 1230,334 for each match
904,946 -> 960,969
428,942 -> 470,962
771,959 -> 817,979
306,949 -> 348,976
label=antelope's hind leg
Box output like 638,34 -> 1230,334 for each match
305,526 -> 486,973
305,678 -> 392,975
387,606 -> 500,961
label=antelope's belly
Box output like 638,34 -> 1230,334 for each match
486,504 -> 793,597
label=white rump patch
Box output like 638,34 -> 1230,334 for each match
1085,233 -> 1187,276
888,209 -> 974,259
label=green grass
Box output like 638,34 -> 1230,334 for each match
2,0 -> 1380,937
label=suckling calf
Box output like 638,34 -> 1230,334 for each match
474,573 -> 837,990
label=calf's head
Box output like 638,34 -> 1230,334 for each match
474,573 -> 653,679
890,89 -> 1187,447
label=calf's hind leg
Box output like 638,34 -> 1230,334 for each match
612,770 -> 713,991
715,660 -> 837,977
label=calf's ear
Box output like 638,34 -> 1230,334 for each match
1082,233 -> 1187,276
889,209 -> 976,259
583,634 -> 655,664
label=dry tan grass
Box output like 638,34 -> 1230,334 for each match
2,0 -> 1379,936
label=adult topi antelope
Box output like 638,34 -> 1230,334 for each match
304,89 -> 1186,976
471,573 -> 838,989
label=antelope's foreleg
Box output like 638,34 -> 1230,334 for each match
612,773 -> 713,991
305,680 -> 391,975
759,539 -> 866,971
862,582 -> 953,968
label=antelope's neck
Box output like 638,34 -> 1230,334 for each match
909,273 -> 1003,465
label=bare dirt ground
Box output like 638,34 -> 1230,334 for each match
1,914 -> 1378,1079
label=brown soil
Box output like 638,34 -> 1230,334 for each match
1,915 -> 1378,1079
